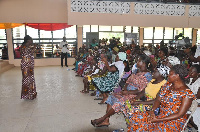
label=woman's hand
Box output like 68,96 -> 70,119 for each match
121,90 -> 129,95
102,57 -> 107,62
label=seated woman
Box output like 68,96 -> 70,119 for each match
187,64 -> 200,130
92,52 -> 126,104
81,57 -> 99,93
127,64 -> 195,132
91,54 -> 152,127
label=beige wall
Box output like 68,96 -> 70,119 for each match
0,0 -> 68,23
67,2 -> 200,28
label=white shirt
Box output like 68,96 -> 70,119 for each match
110,61 -> 125,80
59,41 -> 69,53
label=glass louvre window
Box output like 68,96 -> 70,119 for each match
13,25 -> 26,39
91,25 -> 98,32
99,32 -> 124,43
197,29 -> 200,45
125,26 -> 131,33
112,26 -> 123,32
0,29 -> 7,59
26,26 -> 38,39
154,27 -> 163,39
133,27 -> 139,33
65,25 -> 77,38
164,27 -> 173,39
83,25 -> 90,38
174,28 -> 183,39
144,27 -> 153,39
12,25 -> 77,58
40,30 -> 52,38
53,29 -> 64,38
99,26 -> 111,31
184,28 -> 192,39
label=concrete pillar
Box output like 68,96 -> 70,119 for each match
6,29 -> 14,64
77,25 -> 83,51
192,29 -> 197,46
139,28 -> 144,47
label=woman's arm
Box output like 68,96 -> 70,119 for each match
196,87 -> 200,99
151,97 -> 193,123
132,100 -> 155,105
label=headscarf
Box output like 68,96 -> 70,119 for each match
117,52 -> 127,61
168,56 -> 180,66
113,47 -> 119,53
143,50 -> 152,57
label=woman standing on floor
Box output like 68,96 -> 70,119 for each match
21,35 -> 37,100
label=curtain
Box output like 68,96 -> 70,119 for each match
0,23 -> 24,29
26,23 -> 73,31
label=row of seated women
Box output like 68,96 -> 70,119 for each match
75,46 -> 200,131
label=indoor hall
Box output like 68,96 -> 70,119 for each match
0,66 -> 127,132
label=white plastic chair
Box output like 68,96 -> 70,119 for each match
181,100 -> 198,132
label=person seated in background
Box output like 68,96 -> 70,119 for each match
91,54 -> 152,127
14,44 -> 21,58
127,64 -> 195,132
186,64 -> 200,130
185,45 -> 200,65
81,57 -> 99,93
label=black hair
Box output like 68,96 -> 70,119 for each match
191,64 -> 200,73
159,47 -> 168,56
138,54 -> 153,72
171,64 -> 188,81
23,35 -> 32,44
123,60 -> 130,72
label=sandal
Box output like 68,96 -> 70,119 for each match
80,90 -> 85,93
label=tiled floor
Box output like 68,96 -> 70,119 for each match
0,66 -> 127,132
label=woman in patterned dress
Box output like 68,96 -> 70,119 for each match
91,54 -> 152,127
127,64 -> 195,132
92,52 -> 126,104
21,35 -> 37,100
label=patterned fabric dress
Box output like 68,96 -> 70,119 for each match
92,71 -> 119,92
127,82 -> 195,132
121,79 -> 166,126
105,72 -> 152,112
21,46 -> 37,100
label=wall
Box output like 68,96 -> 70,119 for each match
0,0 -> 68,23
67,1 -> 200,28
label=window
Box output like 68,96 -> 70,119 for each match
184,28 -> 192,39
174,28 -> 183,39
91,25 -> 98,32
0,29 -> 7,59
99,26 -> 111,31
12,25 -> 77,59
154,27 -> 163,39
144,27 -> 153,39
197,29 -> 200,45
164,27 -> 173,39
83,25 -> 90,39
112,26 -> 123,32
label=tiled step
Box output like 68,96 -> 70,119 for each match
0,61 -> 15,74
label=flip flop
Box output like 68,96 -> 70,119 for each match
98,102 -> 106,105
91,120 -> 96,127
94,98 -> 103,100
80,90 -> 85,93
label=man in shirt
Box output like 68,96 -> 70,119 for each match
59,37 -> 69,67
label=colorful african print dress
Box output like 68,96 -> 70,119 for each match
21,46 -> 37,100
92,71 -> 119,92
128,82 -> 195,132
105,72 -> 152,112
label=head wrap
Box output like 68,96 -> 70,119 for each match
117,52 -> 127,61
168,56 -> 180,66
113,47 -> 119,53
143,50 -> 152,56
